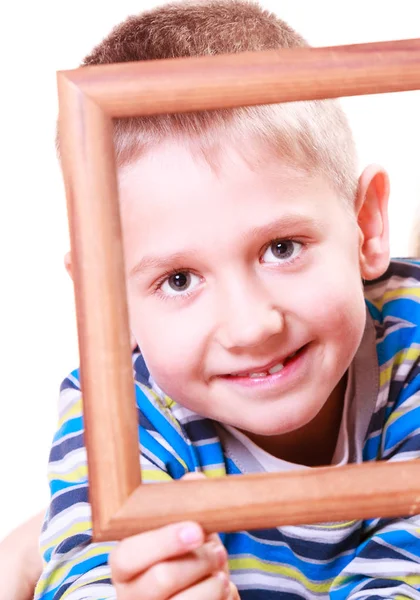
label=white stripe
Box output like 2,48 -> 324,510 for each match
64,583 -> 115,599
146,429 -> 188,463
41,503 -> 91,547
141,448 -> 167,471
397,391 -> 420,410
280,522 -> 359,544
52,429 -> 83,448
349,582 -> 420,600
344,557 -> 420,576
367,275 -> 420,297
58,387 -> 81,419
376,320 -> 416,344
49,448 -> 87,476
192,436 -> 220,447
374,535 -> 420,564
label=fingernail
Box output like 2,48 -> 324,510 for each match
178,523 -> 202,547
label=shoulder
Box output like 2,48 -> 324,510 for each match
364,259 -> 420,367
363,260 -> 420,458
364,258 -> 420,320
54,354 -> 227,479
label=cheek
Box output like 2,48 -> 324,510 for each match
297,263 -> 366,353
129,300 -> 206,390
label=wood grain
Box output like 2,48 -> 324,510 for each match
60,39 -> 420,118
57,38 -> 420,541
57,74 -> 141,536
96,460 -> 420,541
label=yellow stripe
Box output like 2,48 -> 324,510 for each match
384,287 -> 420,300
229,557 -> 333,593
49,465 -> 88,484
379,348 -> 420,388
379,364 -> 392,388
40,520 -> 94,556
176,456 -> 188,471
390,575 -> 420,586
36,543 -> 114,594
371,287 -> 420,310
310,520 -> 356,530
57,396 -> 83,429
61,572 -> 111,597
162,394 -> 177,410
386,407 -> 409,426
202,467 -> 226,478
140,385 -> 183,432
49,467 -> 170,493
142,469 -> 173,482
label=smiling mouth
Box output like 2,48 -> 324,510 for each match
225,345 -> 306,379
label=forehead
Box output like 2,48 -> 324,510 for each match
119,139 -> 332,201
117,140 -> 345,253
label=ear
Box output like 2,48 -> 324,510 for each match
355,165 -> 390,280
64,252 -> 73,280
64,251 -> 138,351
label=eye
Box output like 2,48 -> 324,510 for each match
261,239 -> 303,264
160,271 -> 201,297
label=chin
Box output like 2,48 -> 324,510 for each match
243,406 -> 323,438
237,419 -> 293,437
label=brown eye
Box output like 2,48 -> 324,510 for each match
168,272 -> 190,291
262,240 -> 302,264
271,240 -> 294,259
160,271 -> 201,297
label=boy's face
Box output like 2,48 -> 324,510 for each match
118,140 -> 385,439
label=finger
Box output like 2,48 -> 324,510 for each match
181,474 -> 227,565
181,472 -> 206,480
115,540 -> 228,600
205,532 -> 230,576
229,581 -> 241,600
171,572 -> 230,600
110,521 -> 204,583
182,473 -> 231,577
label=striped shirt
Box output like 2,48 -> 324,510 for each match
35,258 -> 420,599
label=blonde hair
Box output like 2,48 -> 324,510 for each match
77,0 -> 358,202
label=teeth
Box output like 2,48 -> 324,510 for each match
249,372 -> 268,378
268,362 -> 284,375
230,350 -> 299,378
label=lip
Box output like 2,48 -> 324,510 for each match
224,345 -> 307,377
218,343 -> 310,391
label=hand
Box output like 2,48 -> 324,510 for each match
110,475 -> 240,600
110,522 -> 238,599
0,510 -> 44,600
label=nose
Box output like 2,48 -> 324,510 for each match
216,280 -> 284,350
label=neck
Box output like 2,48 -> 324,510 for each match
243,375 -> 347,467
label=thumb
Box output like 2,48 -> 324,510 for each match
181,472 -> 206,481
181,472 -> 235,591
181,474 -> 218,541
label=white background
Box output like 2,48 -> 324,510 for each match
1,0 -> 420,541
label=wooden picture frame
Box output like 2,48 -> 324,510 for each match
57,38 -> 420,542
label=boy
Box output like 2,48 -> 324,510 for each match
35,1 -> 420,599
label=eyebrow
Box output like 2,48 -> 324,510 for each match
129,251 -> 198,279
129,214 -> 320,279
246,215 -> 321,242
